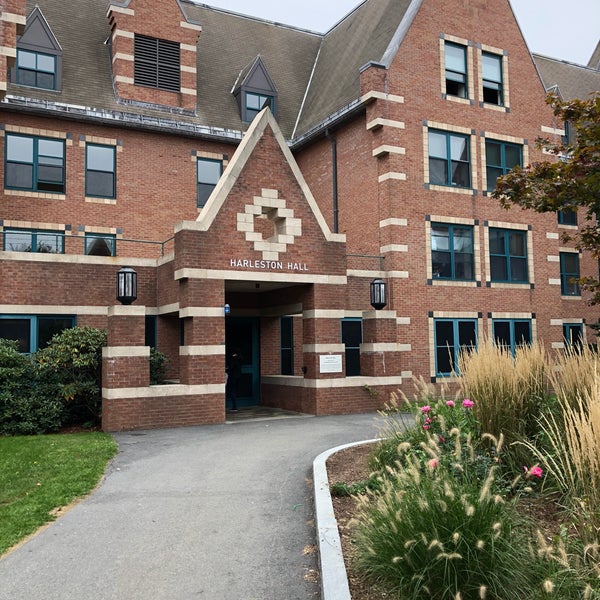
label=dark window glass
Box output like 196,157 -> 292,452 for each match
145,316 -> 157,348
563,324 -> 584,351
16,49 -> 56,90
0,318 -> 31,353
435,319 -> 477,376
134,34 -> 180,92
489,228 -> 528,283
245,92 -> 274,121
280,316 -> 294,375
485,140 -> 522,191
0,315 -> 73,353
85,234 -> 116,256
341,319 -> 362,377
493,320 -> 531,356
86,145 -> 116,198
197,158 -> 222,208
482,52 -> 503,105
38,317 -> 74,349
428,130 -> 471,188
431,223 -> 474,281
3,229 -> 63,253
445,42 -> 467,98
560,252 -> 580,296
558,209 -> 577,226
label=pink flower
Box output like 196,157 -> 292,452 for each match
446,400 -> 455,408
524,465 -> 543,478
423,424 -> 431,430
421,405 -> 431,414
428,458 -> 438,469
462,399 -> 474,409
439,436 -> 446,444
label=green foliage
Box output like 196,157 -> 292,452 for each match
330,475 -> 381,497
36,327 -> 107,425
492,93 -> 600,303
149,348 -> 169,385
0,339 -> 63,435
0,432 -> 117,556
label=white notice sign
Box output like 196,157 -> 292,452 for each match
319,354 -> 343,374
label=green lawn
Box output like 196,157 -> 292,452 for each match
0,432 -> 118,556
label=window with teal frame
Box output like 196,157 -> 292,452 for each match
489,228 -> 528,283
341,318 -> 362,377
197,158 -> 222,208
16,49 -> 56,90
563,323 -> 583,350
560,252 -> 580,296
428,129 -> 471,188
485,140 -> 522,191
434,318 -> 477,377
86,144 -> 116,198
5,133 -> 65,193
431,223 -> 474,280
492,319 -> 531,356
3,228 -> 64,253
280,316 -> 294,375
85,233 -> 116,257
0,315 -> 75,353
557,209 -> 577,226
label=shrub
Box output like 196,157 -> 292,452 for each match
0,339 -> 63,435
35,327 -> 107,425
149,348 -> 169,385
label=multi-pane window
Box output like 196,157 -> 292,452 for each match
0,315 -> 74,353
489,228 -> 528,283
15,49 -> 56,90
134,34 -> 180,92
434,319 -> 477,377
558,209 -> 577,226
563,323 -> 584,350
245,92 -> 274,122
280,316 -> 294,376
485,140 -> 522,191
560,252 -> 580,296
428,130 -> 471,188
3,228 -> 64,254
86,144 -> 116,198
341,318 -> 362,377
444,42 -> 467,98
5,134 -> 65,193
482,52 -> 503,105
197,158 -> 222,208
431,223 -> 474,281
492,319 -> 531,355
85,233 -> 116,257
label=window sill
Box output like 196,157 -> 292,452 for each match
427,184 -> 476,196
4,189 -> 65,200
487,281 -> 532,289
85,197 -> 117,205
429,279 -> 478,287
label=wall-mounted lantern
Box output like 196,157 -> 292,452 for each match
224,303 -> 231,316
116,266 -> 137,305
370,278 -> 387,310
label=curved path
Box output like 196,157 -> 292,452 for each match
0,413 -> 383,600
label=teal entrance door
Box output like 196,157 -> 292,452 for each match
225,317 -> 260,408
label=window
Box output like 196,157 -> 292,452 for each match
482,52 -> 503,105
134,34 -> 180,92
563,323 -> 584,350
444,42 -> 468,98
3,228 -> 64,253
489,228 -> 528,283
197,158 -> 222,208
145,316 -> 157,349
341,318 -> 362,377
431,223 -> 474,280
485,140 -> 522,191
428,130 -> 471,188
5,134 -> 65,193
86,144 -> 116,198
245,92 -> 274,122
280,316 -> 294,376
0,315 -> 74,353
558,209 -> 577,226
15,49 -> 56,90
492,319 -> 531,355
85,233 -> 116,257
434,319 -> 477,377
560,252 -> 580,296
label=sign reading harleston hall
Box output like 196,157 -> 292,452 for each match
229,258 -> 309,272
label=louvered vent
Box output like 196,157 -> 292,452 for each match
134,34 -> 180,92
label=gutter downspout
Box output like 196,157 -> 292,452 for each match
325,129 -> 339,234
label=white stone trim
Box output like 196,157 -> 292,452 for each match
361,343 -> 403,352
378,172 -> 407,183
0,46 -> 17,58
380,218 -> 407,228
303,344 -> 346,353
372,145 -> 406,157
115,75 -> 135,84
366,117 -> 405,131
179,307 -> 225,318
107,5 -> 135,16
361,91 -> 404,104
112,52 -> 134,63
175,268 -> 347,285
261,375 -> 404,388
103,347 -> 150,358
180,345 -> 225,356
541,125 -> 565,136
102,383 -> 223,400
0,305 -> 108,315
108,305 -> 146,317
180,21 -> 202,31
1,13 -> 27,25
380,244 -> 408,253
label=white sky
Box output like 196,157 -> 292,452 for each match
194,0 -> 599,66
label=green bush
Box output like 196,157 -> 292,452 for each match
35,327 -> 107,426
150,348 -> 169,384
0,339 -> 63,435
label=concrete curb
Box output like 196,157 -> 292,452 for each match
313,438 -> 380,600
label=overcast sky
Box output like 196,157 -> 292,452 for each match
194,0 -> 599,66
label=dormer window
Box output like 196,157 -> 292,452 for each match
232,56 -> 278,123
12,7 -> 62,91
134,34 -> 180,92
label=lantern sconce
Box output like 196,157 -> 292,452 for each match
224,303 -> 231,316
116,266 -> 137,305
370,278 -> 387,310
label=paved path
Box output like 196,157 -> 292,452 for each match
0,413 -> 384,600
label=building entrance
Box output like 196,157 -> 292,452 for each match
225,317 -> 260,408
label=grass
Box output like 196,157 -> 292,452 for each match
0,432 -> 118,556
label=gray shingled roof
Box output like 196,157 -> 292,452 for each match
588,41 -> 600,70
533,53 -> 600,101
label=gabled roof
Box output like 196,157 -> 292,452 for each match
588,41 -> 600,70
533,53 -> 600,100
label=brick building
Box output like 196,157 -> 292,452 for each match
0,0 -> 598,430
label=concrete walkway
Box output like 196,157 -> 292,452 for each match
0,413 -> 384,600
